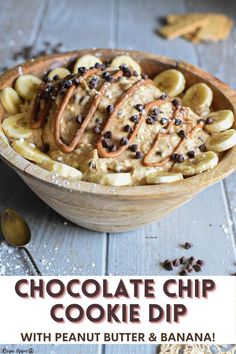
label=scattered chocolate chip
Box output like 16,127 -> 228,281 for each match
133,70 -> 139,77
130,114 -> 139,123
184,242 -> 193,250
109,143 -> 117,152
180,256 -> 188,265
153,107 -> 160,115
102,138 -> 110,148
189,256 -> 195,264
193,264 -> 202,272
63,79 -> 73,89
197,259 -> 205,266
172,98 -> 181,107
135,104 -> 144,112
186,266 -> 193,273
135,151 -> 143,159
129,144 -> 138,152
53,74 -> 60,81
178,130 -> 187,139
40,143 -> 50,153
104,131 -> 112,139
197,118 -> 205,124
119,64 -> 128,71
76,114 -> 84,124
163,260 -> 173,271
106,104 -> 114,114
160,117 -> 169,125
73,77 -> 80,86
172,153 -> 184,163
103,71 -> 115,83
159,93 -> 168,100
89,76 -> 99,88
78,67 -> 87,74
141,73 -> 148,79
146,117 -> 155,125
174,118 -> 182,126
173,259 -> 180,267
187,150 -> 195,159
179,269 -> 188,276
199,143 -> 206,152
120,137 -> 129,145
123,68 -> 132,78
124,125 -> 133,133
94,62 -> 103,69
205,117 -> 214,124
94,125 -> 101,134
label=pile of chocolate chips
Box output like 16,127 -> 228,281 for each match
162,242 -> 205,276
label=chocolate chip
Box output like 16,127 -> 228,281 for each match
40,143 -> 50,153
189,256 -> 195,264
103,72 -> 115,83
180,256 -> 188,265
124,125 -> 133,133
94,62 -> 103,69
89,76 -> 99,88
193,264 -> 202,272
197,118 -> 205,124
178,130 -> 187,139
109,143 -> 117,152
76,114 -> 84,124
163,260 -> 173,271
173,259 -> 180,267
184,242 -> 193,250
135,151 -> 143,159
123,68 -> 132,78
102,138 -> 110,148
120,137 -> 129,145
175,118 -> 182,126
119,64 -> 128,71
199,143 -> 206,152
104,131 -> 112,139
135,104 -> 144,112
130,115 -> 139,123
53,74 -> 60,81
146,117 -> 155,125
133,70 -> 139,77
73,77 -> 80,86
186,266 -> 193,273
187,150 -> 195,159
141,73 -> 148,79
160,117 -> 169,125
153,107 -> 160,115
205,117 -> 214,124
172,98 -> 181,107
63,79 -> 73,88
94,125 -> 101,134
149,114 -> 158,121
197,259 -> 205,266
78,66 -> 87,74
129,144 -> 138,152
172,153 -> 184,163
159,93 -> 168,100
106,104 -> 114,114
179,269 -> 188,276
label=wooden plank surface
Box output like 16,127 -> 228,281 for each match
0,0 -> 236,353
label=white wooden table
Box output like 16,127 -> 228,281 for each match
0,1 -> 236,353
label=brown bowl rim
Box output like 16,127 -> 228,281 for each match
0,48 -> 236,198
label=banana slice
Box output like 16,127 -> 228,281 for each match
15,75 -> 42,100
173,151 -> 218,176
0,87 -> 22,114
47,67 -> 71,80
41,160 -> 82,180
88,172 -> 132,186
204,110 -> 234,133
206,129 -> 236,152
153,69 -> 186,96
182,83 -> 213,114
110,55 -> 141,74
146,171 -> 183,184
73,54 -> 102,73
2,113 -> 32,140
0,127 -> 9,144
12,139 -> 50,163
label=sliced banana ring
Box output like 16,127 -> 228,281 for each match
204,110 -> 234,133
88,172 -> 132,186
12,140 -> 50,164
182,83 -> 213,114
15,74 -> 42,100
146,171 -> 183,184
41,160 -> 82,180
2,113 -> 32,140
173,151 -> 218,176
153,69 -> 186,96
47,67 -> 71,80
110,55 -> 141,74
73,54 -> 102,73
206,129 -> 236,152
0,87 -> 22,114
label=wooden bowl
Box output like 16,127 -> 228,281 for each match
1,49 -> 236,232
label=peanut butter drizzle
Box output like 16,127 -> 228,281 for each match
53,69 -> 123,153
30,83 -> 50,129
96,79 -> 153,158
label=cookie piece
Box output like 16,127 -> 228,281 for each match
159,14 -> 209,39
